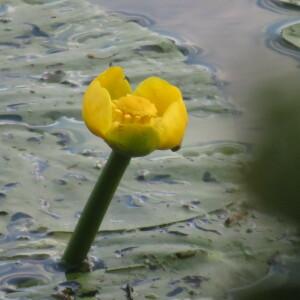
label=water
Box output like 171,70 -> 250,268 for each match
0,0 -> 299,299
98,0 -> 299,98
98,0 -> 300,142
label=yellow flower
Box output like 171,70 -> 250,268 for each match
82,66 -> 188,156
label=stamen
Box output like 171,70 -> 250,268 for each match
114,108 -> 123,121
141,115 -> 151,124
113,95 -> 158,125
113,121 -> 120,127
135,115 -> 141,122
124,113 -> 132,122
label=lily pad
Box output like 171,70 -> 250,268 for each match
2,208 -> 299,299
279,0 -> 300,7
0,120 -> 247,233
281,23 -> 300,49
0,0 -> 235,126
0,118 -> 298,299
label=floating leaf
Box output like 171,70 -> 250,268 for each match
279,0 -> 300,8
281,23 -> 300,49
0,0 -> 235,125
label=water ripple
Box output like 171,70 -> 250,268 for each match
111,11 -> 155,27
0,262 -> 50,293
257,0 -> 300,14
265,19 -> 300,60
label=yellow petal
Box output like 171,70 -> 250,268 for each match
97,66 -> 132,100
82,79 -> 112,138
134,77 -> 181,115
106,124 -> 160,156
155,99 -> 188,150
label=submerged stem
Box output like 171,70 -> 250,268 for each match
62,150 -> 131,268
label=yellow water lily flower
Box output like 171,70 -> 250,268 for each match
82,66 -> 188,156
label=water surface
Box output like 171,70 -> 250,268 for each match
99,0 -> 300,96
98,0 -> 300,141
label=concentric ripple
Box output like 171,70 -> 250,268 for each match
257,0 -> 300,14
111,11 -> 155,27
0,262 -> 50,293
265,19 -> 300,60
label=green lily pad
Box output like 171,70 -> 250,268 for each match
0,0 -> 235,126
3,209 -> 299,299
281,23 -> 300,49
0,120 -> 246,233
1,118 -> 298,299
279,0 -> 300,7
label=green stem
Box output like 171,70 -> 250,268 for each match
62,150 -> 131,268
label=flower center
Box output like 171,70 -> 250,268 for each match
112,95 -> 157,124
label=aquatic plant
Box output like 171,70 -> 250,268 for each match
62,66 -> 188,267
